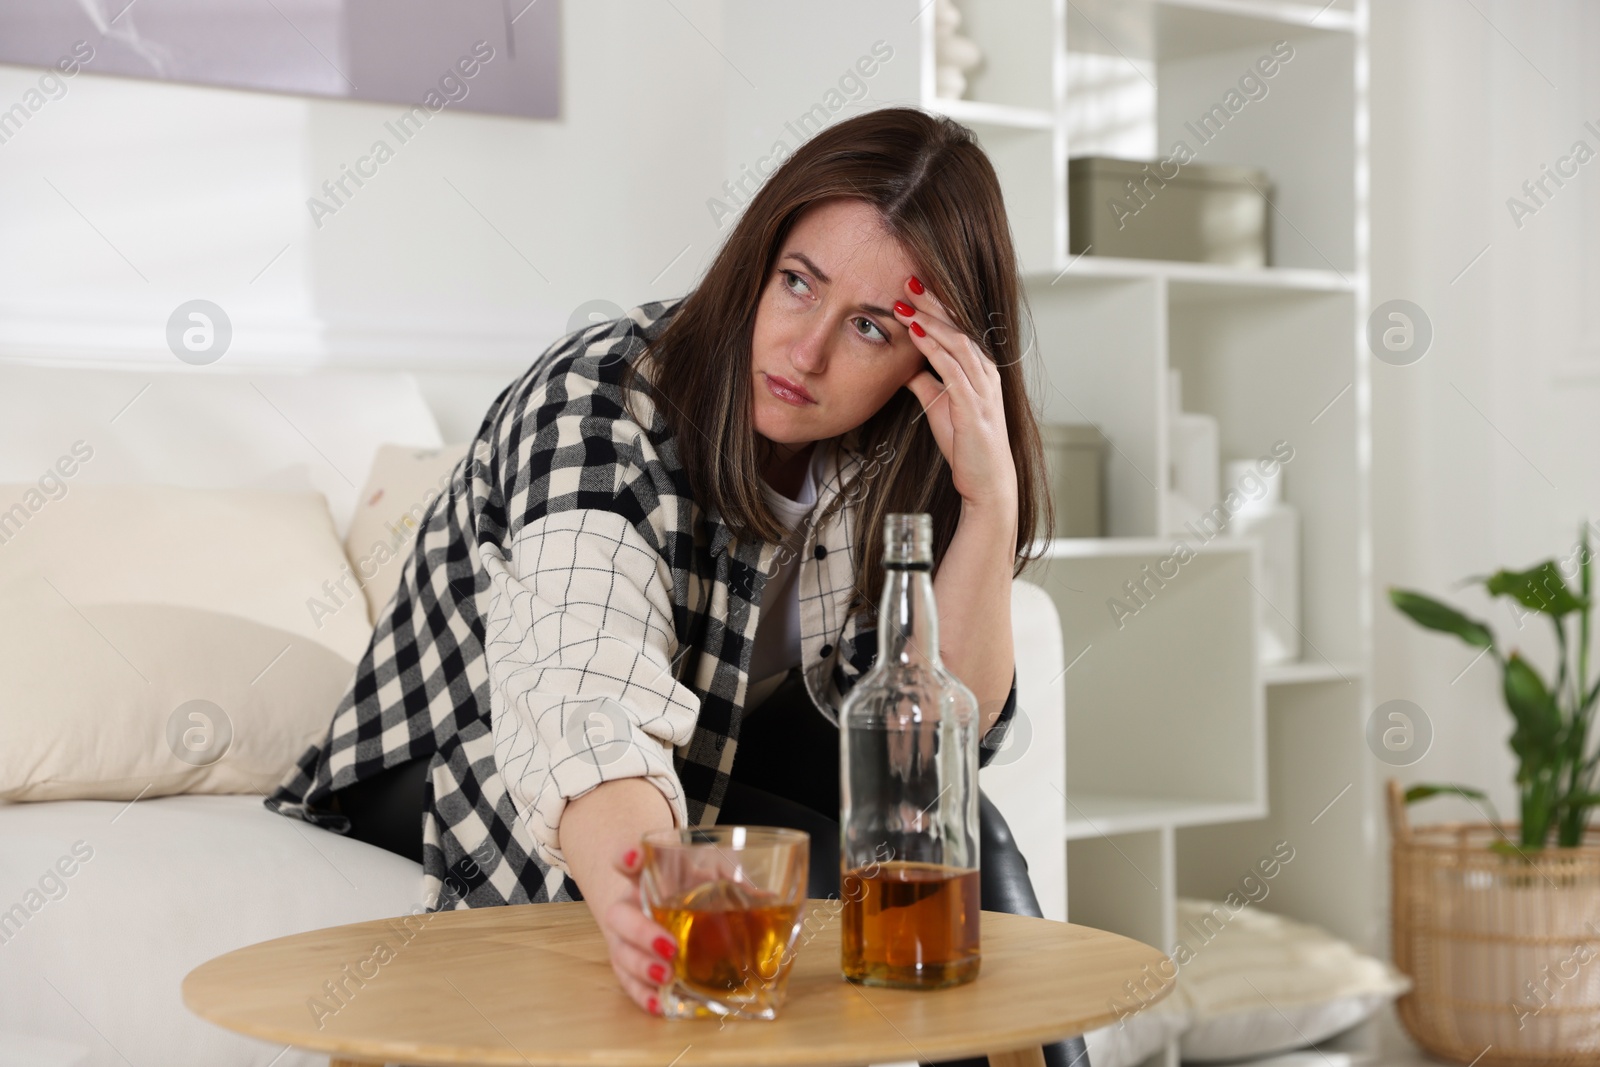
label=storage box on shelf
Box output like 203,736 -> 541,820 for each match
1040,424 -> 1108,538
1068,156 -> 1275,267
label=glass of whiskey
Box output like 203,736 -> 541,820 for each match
639,826 -> 809,1021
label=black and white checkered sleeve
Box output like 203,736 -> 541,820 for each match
482,506 -> 699,876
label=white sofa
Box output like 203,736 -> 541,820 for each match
0,366 -> 1067,1067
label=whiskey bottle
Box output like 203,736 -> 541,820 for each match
839,513 -> 981,989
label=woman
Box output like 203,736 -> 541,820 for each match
267,106 -> 1083,1067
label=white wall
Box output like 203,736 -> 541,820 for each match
0,1 -> 743,440
1371,0 -> 1600,833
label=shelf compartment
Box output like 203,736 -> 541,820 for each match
1064,0 -> 1359,273
1175,680 -> 1374,951
1026,539 -> 1266,818
1154,31 -> 1357,273
1068,828 -> 1172,949
1023,276 -> 1164,538
925,0 -> 1059,114
1166,288 -> 1363,665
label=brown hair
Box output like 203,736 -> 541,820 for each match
624,106 -> 1054,623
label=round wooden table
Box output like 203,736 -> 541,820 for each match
183,899 -> 1172,1067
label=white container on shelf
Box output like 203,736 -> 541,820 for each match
1224,458 -> 1301,665
1166,368 -> 1219,536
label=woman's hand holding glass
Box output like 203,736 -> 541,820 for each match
599,843 -> 679,1016
559,778 -> 679,1016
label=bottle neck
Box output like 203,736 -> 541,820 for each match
877,563 -> 940,668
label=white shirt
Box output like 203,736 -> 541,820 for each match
746,443 -> 826,710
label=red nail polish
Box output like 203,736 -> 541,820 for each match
653,935 -> 678,960
908,276 -> 925,295
910,321 -> 926,338
649,961 -> 668,983
647,994 -> 660,1015
893,301 -> 916,317
623,848 -> 638,868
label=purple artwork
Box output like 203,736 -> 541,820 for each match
0,0 -> 561,120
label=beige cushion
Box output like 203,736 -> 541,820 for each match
1173,897 -> 1411,1062
0,483 -> 372,801
343,443 -> 471,624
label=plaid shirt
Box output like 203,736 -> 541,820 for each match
265,295 -> 1017,910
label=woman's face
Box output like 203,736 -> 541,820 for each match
750,199 -> 927,455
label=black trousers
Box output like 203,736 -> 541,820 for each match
330,669 -> 1089,1067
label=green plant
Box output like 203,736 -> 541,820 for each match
1389,524 -> 1600,849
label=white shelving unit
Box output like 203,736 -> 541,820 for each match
965,4 -> 1375,1063
723,2 -> 1371,1063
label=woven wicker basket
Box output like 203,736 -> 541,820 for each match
1388,781 -> 1600,1066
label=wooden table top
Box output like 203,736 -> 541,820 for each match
182,899 -> 1172,1067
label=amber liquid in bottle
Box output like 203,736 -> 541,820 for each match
841,860 -> 981,988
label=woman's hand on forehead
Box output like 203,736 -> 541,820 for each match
892,276 -> 1017,514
